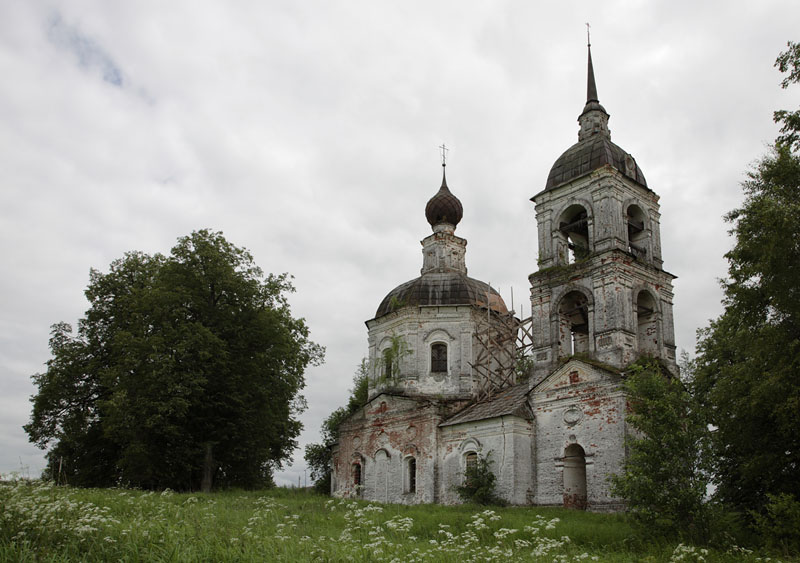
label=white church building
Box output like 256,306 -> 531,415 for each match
330,46 -> 678,510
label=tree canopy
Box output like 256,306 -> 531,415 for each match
692,41 -> 800,514
775,41 -> 800,152
25,230 -> 324,491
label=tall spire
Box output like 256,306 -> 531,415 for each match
578,29 -> 610,140
587,44 -> 599,103
586,23 -> 599,103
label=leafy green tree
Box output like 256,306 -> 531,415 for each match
304,361 -> 368,493
692,42 -> 800,515
611,357 -> 710,540
25,230 -> 323,491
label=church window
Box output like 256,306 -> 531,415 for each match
558,205 -> 590,264
464,452 -> 478,485
558,291 -> 590,357
626,205 -> 647,260
405,457 -> 417,493
381,348 -> 393,379
352,462 -> 362,487
431,342 -> 447,373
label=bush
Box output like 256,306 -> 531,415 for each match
455,453 -> 506,506
752,493 -> 800,556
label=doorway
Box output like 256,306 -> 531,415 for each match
563,444 -> 587,509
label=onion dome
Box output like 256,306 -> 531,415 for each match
375,273 -> 508,318
544,44 -> 647,191
372,161 -> 508,320
425,166 -> 463,228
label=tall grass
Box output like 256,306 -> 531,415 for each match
0,481 -> 783,562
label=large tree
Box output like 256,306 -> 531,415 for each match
692,42 -> 800,513
25,230 -> 323,491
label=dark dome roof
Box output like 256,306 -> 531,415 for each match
425,169 -> 463,227
375,273 -> 507,318
545,135 -> 647,191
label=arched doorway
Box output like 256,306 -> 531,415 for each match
563,444 -> 587,510
374,449 -> 389,503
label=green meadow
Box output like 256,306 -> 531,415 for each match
0,481 -> 784,562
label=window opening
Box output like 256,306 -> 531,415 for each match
381,348 -> 392,379
352,463 -> 362,487
464,452 -> 478,486
431,343 -> 447,373
465,452 -> 478,472
406,457 -> 417,493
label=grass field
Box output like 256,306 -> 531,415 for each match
0,480 -> 786,562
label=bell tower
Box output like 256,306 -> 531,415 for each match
528,44 -> 677,380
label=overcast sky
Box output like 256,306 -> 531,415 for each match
1,1 -> 797,486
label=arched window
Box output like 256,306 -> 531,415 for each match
352,462 -> 362,487
381,348 -> 392,379
558,205 -> 590,264
626,205 -> 647,260
558,291 -> 590,357
405,457 -> 417,493
465,451 -> 478,472
464,451 -> 478,485
431,342 -> 447,373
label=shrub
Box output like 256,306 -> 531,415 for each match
752,493 -> 800,556
455,453 -> 506,506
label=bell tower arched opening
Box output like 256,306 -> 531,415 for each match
558,204 -> 590,264
626,204 -> 648,260
636,290 -> 659,356
557,291 -> 590,357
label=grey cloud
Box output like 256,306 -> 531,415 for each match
47,12 -> 124,87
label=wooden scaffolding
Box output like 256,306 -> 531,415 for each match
469,309 -> 535,401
